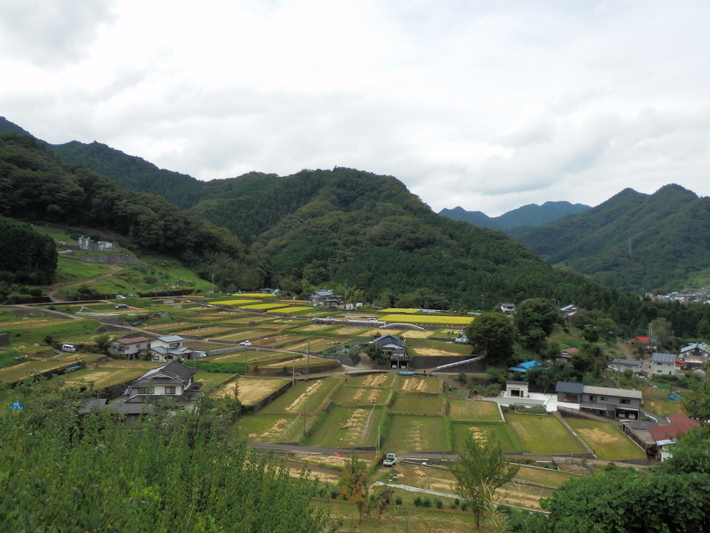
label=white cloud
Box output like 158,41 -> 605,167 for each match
2,0 -> 710,217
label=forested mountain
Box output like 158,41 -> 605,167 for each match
0,133 -> 263,288
439,201 -> 590,230
0,116 -> 32,136
514,184 -> 710,292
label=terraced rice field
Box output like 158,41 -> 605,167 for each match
259,377 -> 343,415
384,415 -> 449,452
506,413 -> 587,455
448,399 -> 502,420
396,376 -> 442,394
334,386 -> 391,406
347,373 -> 394,388
391,394 -> 445,415
565,418 -> 646,460
214,377 -> 288,405
308,406 -> 382,447
451,421 -> 522,453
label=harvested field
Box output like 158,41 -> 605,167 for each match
309,406 -> 382,447
397,376 -> 442,394
362,328 -> 400,336
347,373 -> 393,388
411,347 -> 463,356
143,321 -> 192,330
238,415 -> 296,441
331,327 -> 369,335
61,368 -> 145,388
260,377 -> 343,415
101,360 -> 161,369
300,324 -> 333,332
334,386 -> 389,406
451,421 -> 522,453
385,415 -> 449,452
214,377 -> 288,405
514,466 -> 586,488
2,319 -> 74,327
565,418 -> 646,460
214,330 -> 259,341
177,326 -> 233,336
400,330 -> 434,338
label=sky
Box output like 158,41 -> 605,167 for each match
2,0 -> 710,216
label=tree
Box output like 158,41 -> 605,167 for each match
514,298 -> 561,353
681,379 -> 710,421
339,456 -> 393,524
466,312 -> 516,364
449,435 -> 519,529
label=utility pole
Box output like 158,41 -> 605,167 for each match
211,272 -> 215,293
306,339 -> 310,381
292,352 -> 296,386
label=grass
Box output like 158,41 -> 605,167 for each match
308,406 -> 382,447
505,413 -> 587,455
259,377 -> 343,415
55,257 -> 114,283
565,418 -> 647,460
384,415 -> 449,452
451,421 -> 522,453
448,399 -> 502,421
514,465 -> 587,488
391,394 -> 445,415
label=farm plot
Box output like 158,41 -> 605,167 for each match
514,466 -> 588,488
448,399 -> 502,421
380,314 -> 475,326
396,376 -> 442,394
451,421 -> 522,453
193,372 -> 240,394
334,386 -> 391,406
259,377 -> 343,415
267,307 -> 313,314
407,339 -> 473,356
61,367 -> 145,389
565,418 -> 646,460
330,326 -> 369,336
287,337 -> 340,352
308,406 -> 382,447
240,303 -> 291,311
213,330 -> 263,342
391,394 -> 445,415
505,414 -> 587,455
214,377 -> 288,405
174,326 -> 237,337
252,334 -> 302,347
400,330 -> 435,339
348,373 -> 393,388
384,415 -> 449,452
210,299 -> 261,306
238,414 -> 302,442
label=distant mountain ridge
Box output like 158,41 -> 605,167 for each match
514,184 -> 710,292
439,201 -> 590,230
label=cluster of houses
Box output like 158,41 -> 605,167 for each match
109,334 -> 205,362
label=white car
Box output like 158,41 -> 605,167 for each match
240,340 -> 251,347
383,453 -> 397,467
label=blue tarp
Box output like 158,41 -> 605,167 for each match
508,360 -> 545,374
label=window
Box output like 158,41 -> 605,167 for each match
600,396 -> 606,401
588,395 -> 596,402
137,386 -> 154,394
165,386 -> 176,394
620,398 -> 631,405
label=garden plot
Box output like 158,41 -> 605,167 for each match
451,421 -> 522,453
448,399 -> 502,421
396,376 -> 442,394
259,377 -> 343,415
334,386 -> 390,406
348,373 -> 393,388
506,413 -> 587,455
391,394 -> 445,415
384,415 -> 449,452
308,406 -> 382,448
565,418 -> 646,460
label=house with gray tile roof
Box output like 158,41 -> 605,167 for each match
150,335 -> 193,362
556,381 -> 642,419
123,360 -> 202,403
650,352 -> 678,376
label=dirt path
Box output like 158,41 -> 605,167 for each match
616,341 -> 635,360
47,265 -> 124,302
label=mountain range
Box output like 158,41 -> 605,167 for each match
1,116 -> 708,300
439,201 -> 590,231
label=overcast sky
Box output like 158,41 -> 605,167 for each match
2,0 -> 710,216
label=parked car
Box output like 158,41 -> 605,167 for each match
61,344 -> 77,352
383,453 -> 397,467
240,340 -> 251,347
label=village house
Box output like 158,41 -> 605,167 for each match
309,289 -> 343,309
499,303 -> 516,316
123,360 -> 202,403
370,334 -> 409,369
109,335 -> 152,360
650,352 -> 678,376
649,413 -> 699,461
150,335 -> 193,362
556,381 -> 642,419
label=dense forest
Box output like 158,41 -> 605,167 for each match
0,216 -> 57,285
0,133 -> 264,288
514,184 -> 710,292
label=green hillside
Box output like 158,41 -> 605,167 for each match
515,184 -> 710,292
